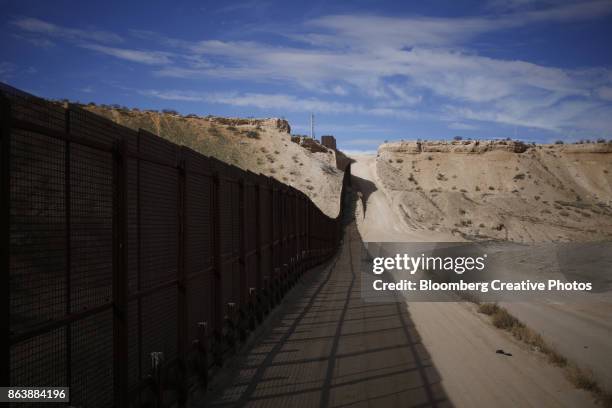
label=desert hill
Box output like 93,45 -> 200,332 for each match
374,140 -> 612,242
81,105 -> 344,217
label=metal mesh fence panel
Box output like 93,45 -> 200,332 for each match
10,129 -> 66,332
4,86 -> 349,408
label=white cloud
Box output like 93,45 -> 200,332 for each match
208,92 -> 358,113
11,6 -> 612,136
139,89 -> 429,120
140,89 -> 205,101
449,122 -> 479,130
80,44 -> 172,65
12,17 -> 123,43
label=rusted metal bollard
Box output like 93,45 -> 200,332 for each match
150,351 -> 164,408
224,302 -> 237,352
289,257 -> 296,287
274,267 -> 282,303
269,275 -> 278,308
248,288 -> 257,331
237,305 -> 248,342
192,321 -> 208,388
211,329 -> 224,367
281,264 -> 289,297
262,277 -> 271,314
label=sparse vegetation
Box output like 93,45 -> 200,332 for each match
209,126 -> 221,137
477,303 -> 612,404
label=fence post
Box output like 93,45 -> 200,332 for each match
255,183 -> 262,291
113,139 -> 129,407
253,182 -> 263,323
64,108 -> 72,392
211,169 -> 223,366
177,154 -> 187,359
237,176 -> 247,342
1,94 -> 11,387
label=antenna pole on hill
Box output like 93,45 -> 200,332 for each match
310,113 -> 315,139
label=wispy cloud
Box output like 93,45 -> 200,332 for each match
80,44 -> 172,65
212,0 -> 272,14
449,122 -> 479,130
9,4 -> 612,137
139,89 -> 429,120
140,89 -> 205,101
12,17 -> 123,43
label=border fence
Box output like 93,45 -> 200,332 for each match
1,84 -> 351,407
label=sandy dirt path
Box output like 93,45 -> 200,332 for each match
206,223 -> 452,407
351,154 -> 597,407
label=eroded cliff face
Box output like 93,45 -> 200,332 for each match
381,140 -> 612,155
374,141 -> 612,242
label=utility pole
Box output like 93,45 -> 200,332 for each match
310,113 -> 314,139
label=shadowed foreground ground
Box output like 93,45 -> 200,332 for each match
205,221 -> 450,407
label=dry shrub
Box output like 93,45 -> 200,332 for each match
477,303 -> 499,315
491,308 -> 520,329
566,364 -> 599,392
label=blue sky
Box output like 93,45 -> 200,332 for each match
1,0 -> 612,153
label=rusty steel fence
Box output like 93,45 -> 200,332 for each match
2,84 -> 351,407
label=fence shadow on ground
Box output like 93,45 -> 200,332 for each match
204,195 -> 452,408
